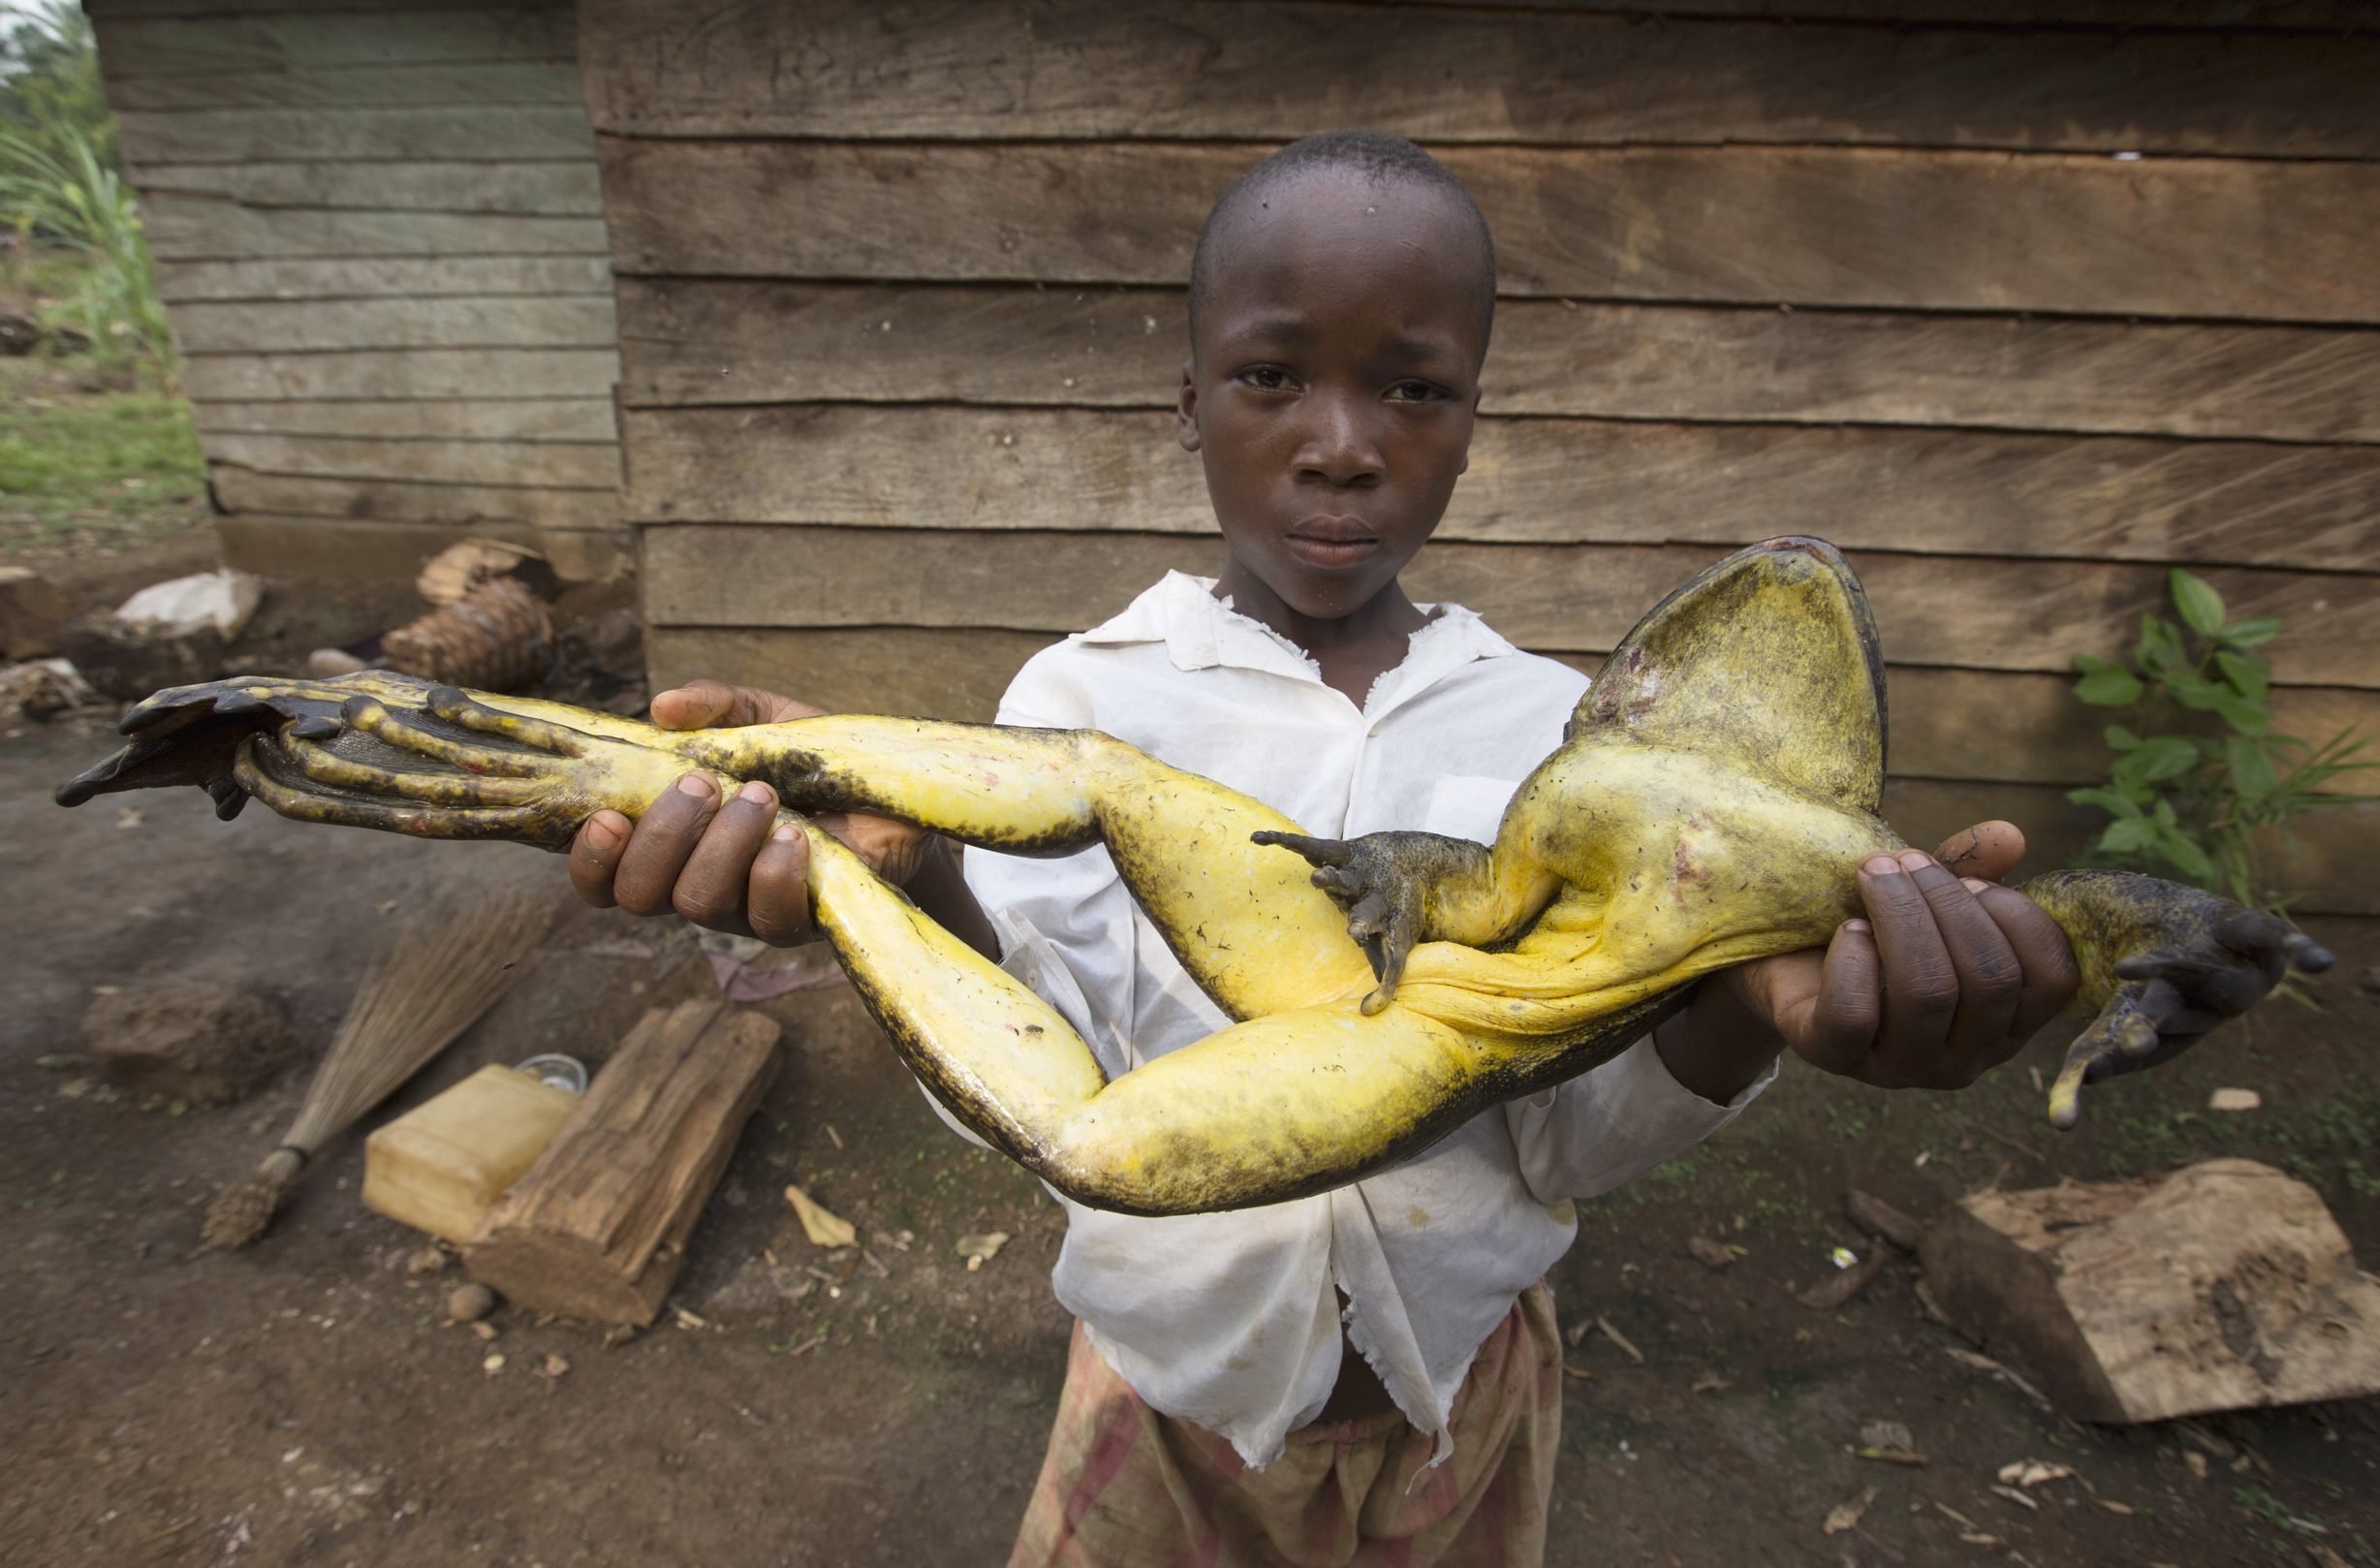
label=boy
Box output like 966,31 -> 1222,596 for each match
572,132 -> 2078,1565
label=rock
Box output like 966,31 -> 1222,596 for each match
57,609 -> 227,702
80,980 -> 302,1108
444,1282 -> 496,1325
0,567 -> 72,659
0,306 -> 39,356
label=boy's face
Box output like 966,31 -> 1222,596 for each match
1178,169 -> 1488,624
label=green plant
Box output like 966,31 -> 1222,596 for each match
0,121 -> 172,366
2069,568 -> 2374,907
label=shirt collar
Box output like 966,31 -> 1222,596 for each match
1080,570 -> 1522,715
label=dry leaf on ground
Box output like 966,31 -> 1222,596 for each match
784,1184 -> 858,1248
956,1231 -> 1011,1269
1823,1487 -> 1877,1535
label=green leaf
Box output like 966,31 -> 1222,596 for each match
2098,819 -> 2152,854
2214,650 -> 2269,704
2075,667 -> 2144,706
2226,737 -> 2279,798
2211,693 -> 2270,737
2220,615 -> 2283,647
2170,569 -> 2226,636
2130,737 -> 2202,783
2069,785 -> 2144,818
2169,674 -> 2223,710
2153,825 -> 2218,883
2103,724 -> 2142,751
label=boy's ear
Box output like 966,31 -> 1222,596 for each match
1176,359 -> 1202,453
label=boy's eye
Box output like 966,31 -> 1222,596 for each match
1238,366 -> 1296,392
1387,380 -> 1443,403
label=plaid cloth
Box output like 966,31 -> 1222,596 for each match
1009,1284 -> 1562,1568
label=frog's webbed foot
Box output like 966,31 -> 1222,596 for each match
2025,870 -> 2335,1128
60,673 -> 703,852
1252,829 -> 1489,1017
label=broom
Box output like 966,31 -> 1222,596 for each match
203,888 -> 555,1249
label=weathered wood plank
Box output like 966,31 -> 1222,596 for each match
216,512 -> 622,581
201,431 -> 621,488
106,61 -> 581,111
172,295 -> 616,354
183,348 -> 619,400
98,7 -> 574,78
619,405 -> 2380,572
197,397 -> 616,442
580,0 -> 2380,158
642,628 -> 2377,914
617,280 -> 2380,447
212,467 -> 618,528
638,526 -> 2380,686
119,105 -> 593,165
1378,1 -> 2374,26
157,256 -> 610,302
137,161 -> 601,215
141,196 -> 608,260
596,141 -> 2380,324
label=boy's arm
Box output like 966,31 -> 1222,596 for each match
1655,821 -> 2076,1104
568,679 -> 1000,960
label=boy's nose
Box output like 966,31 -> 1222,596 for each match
1296,396 -> 1385,486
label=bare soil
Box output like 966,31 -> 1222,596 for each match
5,580 -> 2378,1567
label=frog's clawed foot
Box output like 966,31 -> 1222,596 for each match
1251,829 -> 1446,1016
58,672 -> 678,852
2046,894 -> 2334,1129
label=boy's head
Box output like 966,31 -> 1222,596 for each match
1178,132 -> 1498,627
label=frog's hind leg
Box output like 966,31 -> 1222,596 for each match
804,816 -> 1486,1213
687,715 -> 1378,1020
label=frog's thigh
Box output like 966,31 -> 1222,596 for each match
1046,1001 -> 1488,1214
747,716 -> 1374,1019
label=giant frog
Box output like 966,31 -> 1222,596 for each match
58,539 -> 2332,1214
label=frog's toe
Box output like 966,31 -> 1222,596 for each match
1252,829 -> 1432,1010
2048,983 -> 2170,1129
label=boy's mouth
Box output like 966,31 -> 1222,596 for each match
1286,516 -> 1378,568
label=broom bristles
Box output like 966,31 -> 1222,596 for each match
205,888 -> 554,1249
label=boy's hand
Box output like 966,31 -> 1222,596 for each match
1726,821 -> 2080,1089
567,679 -> 927,945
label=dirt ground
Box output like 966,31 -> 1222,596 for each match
5,575 -> 2379,1568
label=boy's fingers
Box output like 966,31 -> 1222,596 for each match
568,810 -> 631,908
611,773 -> 719,915
1860,854 -> 1959,1069
1906,860 -> 2024,1062
651,680 -> 821,731
671,781 -> 780,931
1794,920 -> 1880,1078
1932,820 -> 2025,883
1972,883 -> 2080,1043
747,823 -> 816,947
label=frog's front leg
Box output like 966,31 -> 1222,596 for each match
1254,828 -> 1562,1015
2018,869 -> 2333,1128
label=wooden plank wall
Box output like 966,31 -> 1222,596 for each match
581,0 -> 2380,913
86,0 -> 624,580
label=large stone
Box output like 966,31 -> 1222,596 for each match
82,980 -> 304,1108
1921,1159 -> 2380,1424
0,567 -> 71,660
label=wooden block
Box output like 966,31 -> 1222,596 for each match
0,566 -> 72,660
1919,1159 -> 2380,1423
363,1064 -> 581,1244
463,1000 -> 780,1326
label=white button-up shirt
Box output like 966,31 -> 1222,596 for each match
961,572 -> 1770,1468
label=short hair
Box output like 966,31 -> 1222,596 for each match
1187,130 -> 1498,357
